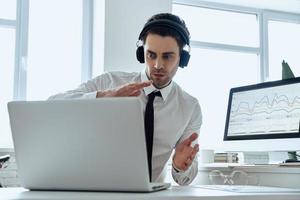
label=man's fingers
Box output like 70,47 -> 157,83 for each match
129,90 -> 141,96
116,81 -> 152,97
173,142 -> 199,171
190,145 -> 199,159
182,145 -> 199,168
129,81 -> 152,90
123,81 -> 152,95
182,133 -> 198,146
194,144 -> 199,152
185,158 -> 193,166
141,80 -> 152,87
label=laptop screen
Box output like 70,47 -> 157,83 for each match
224,77 -> 300,141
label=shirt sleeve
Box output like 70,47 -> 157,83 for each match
48,73 -> 109,100
172,101 -> 202,185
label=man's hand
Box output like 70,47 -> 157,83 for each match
96,81 -> 152,98
173,133 -> 199,171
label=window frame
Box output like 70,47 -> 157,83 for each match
14,0 -> 29,100
13,0 -> 94,101
173,0 -> 300,82
262,10 -> 300,80
0,0 -> 24,150
0,0 -> 29,101
0,0 -> 95,149
171,0 -> 300,151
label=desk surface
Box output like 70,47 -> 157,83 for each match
1,186 -> 300,200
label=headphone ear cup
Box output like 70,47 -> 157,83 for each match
179,50 -> 190,68
136,46 -> 145,63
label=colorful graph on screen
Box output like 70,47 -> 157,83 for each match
228,83 -> 300,136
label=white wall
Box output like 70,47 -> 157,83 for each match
104,0 -> 172,72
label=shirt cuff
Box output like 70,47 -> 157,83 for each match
172,163 -> 185,173
172,162 -> 192,176
172,157 -> 198,185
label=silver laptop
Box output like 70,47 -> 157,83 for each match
8,98 -> 170,192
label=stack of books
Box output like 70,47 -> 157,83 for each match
214,153 -> 238,163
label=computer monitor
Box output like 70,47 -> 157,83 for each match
222,77 -> 300,152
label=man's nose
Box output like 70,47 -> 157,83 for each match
154,58 -> 164,70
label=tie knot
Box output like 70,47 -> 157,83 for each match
148,91 -> 162,99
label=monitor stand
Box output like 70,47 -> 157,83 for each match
284,151 -> 300,163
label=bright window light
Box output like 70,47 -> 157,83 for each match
173,4 -> 260,149
0,27 -> 15,148
268,20 -> 300,81
0,0 -> 16,20
26,0 -> 82,100
173,4 -> 259,47
174,48 -> 259,149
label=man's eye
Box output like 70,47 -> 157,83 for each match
163,54 -> 173,60
147,53 -> 156,59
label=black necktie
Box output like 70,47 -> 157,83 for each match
144,91 -> 161,182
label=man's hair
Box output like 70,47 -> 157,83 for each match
140,13 -> 190,50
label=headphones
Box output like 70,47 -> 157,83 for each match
136,19 -> 190,68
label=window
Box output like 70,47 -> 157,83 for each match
0,27 -> 15,148
175,49 -> 258,148
0,0 -> 99,148
268,20 -> 300,81
0,0 -> 17,148
174,4 -> 259,47
173,3 -> 260,149
173,2 -> 300,150
0,0 -> 16,20
26,0 -> 83,100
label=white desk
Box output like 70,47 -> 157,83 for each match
1,186 -> 300,200
192,163 -> 300,188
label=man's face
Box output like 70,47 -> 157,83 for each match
144,33 -> 180,89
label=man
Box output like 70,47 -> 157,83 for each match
49,13 -> 202,185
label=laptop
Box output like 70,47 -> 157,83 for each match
7,98 -> 170,192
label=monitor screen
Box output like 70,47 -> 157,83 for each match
224,77 -> 300,141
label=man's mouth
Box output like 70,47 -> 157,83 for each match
153,73 -> 165,78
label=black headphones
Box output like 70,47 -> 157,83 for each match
136,19 -> 190,68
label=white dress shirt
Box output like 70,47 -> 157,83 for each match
49,70 -> 202,185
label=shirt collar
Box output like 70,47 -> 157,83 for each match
141,69 -> 173,101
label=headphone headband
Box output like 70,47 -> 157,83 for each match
138,19 -> 190,46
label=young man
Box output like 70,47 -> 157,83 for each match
49,13 -> 202,185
